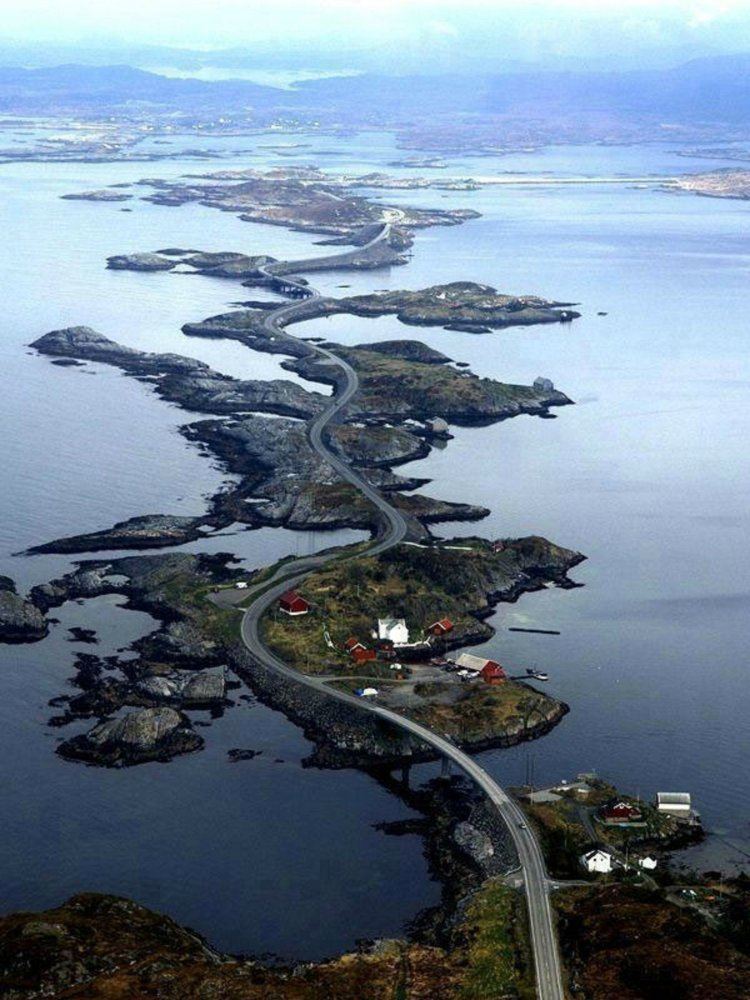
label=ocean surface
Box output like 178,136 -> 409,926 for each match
0,131 -> 748,957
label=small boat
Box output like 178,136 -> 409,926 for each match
526,668 -> 549,681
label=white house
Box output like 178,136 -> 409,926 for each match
638,856 -> 658,871
656,792 -> 691,816
581,849 -> 613,874
378,618 -> 410,645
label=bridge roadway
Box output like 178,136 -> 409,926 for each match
215,223 -> 565,1000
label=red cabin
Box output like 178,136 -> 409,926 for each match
278,590 -> 310,616
345,637 -> 366,654
480,661 -> 506,684
352,647 -> 377,663
428,618 -> 454,636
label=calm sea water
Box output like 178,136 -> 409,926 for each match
0,133 -> 748,958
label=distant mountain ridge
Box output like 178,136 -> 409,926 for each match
1,55 -> 750,125
0,63 -> 285,113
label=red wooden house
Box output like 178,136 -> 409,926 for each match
344,637 -> 376,663
600,801 -> 643,824
278,590 -> 310,616
427,618 -> 454,636
480,661 -> 506,684
352,647 -> 377,664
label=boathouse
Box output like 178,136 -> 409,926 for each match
656,792 -> 691,816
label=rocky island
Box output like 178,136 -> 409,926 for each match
25,531 -> 580,769
61,188 -> 133,202
134,165 -> 479,239
327,281 -> 579,330
261,537 -> 582,751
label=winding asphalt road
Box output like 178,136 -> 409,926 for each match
213,224 -> 565,1000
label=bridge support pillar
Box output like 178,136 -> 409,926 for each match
440,756 -> 451,780
400,763 -> 411,788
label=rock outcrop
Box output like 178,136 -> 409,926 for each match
107,249 -> 277,277
58,707 -> 203,766
107,251 -> 176,270
26,514 -> 214,555
0,577 -> 47,643
134,666 -> 226,706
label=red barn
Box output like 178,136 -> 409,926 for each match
480,661 -> 506,684
345,637 -> 366,654
428,618 -> 454,636
278,590 -> 310,616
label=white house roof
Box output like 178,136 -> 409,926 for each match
454,652 -> 490,672
657,792 -> 691,807
378,618 -> 409,642
526,789 -> 562,804
583,849 -> 611,862
581,849 -> 613,872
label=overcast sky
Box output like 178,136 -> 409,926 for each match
1,0 -> 749,71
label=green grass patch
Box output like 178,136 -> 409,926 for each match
459,881 -> 535,1000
